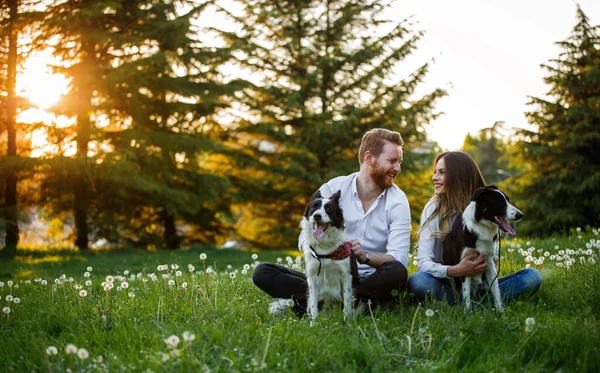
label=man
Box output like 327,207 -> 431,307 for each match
252,128 -> 411,315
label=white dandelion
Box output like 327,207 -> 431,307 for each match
525,317 -> 536,333
46,346 -> 58,356
65,344 -> 78,354
199,253 -> 207,261
164,335 -> 180,349
425,309 -> 434,317
87,266 -> 93,272
168,280 -> 175,287
182,331 -> 196,342
128,292 -> 135,298
120,282 -> 129,289
251,253 -> 258,260
2,307 -> 10,314
77,348 -> 89,360
84,272 -> 90,278
85,280 -> 92,287
79,290 -> 87,297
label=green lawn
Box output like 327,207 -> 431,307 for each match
0,230 -> 599,372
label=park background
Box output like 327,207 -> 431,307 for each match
0,1 -> 599,372
1,0 -> 599,254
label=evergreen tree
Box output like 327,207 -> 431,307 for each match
90,0 -> 246,249
0,0 -> 44,255
513,6 -> 600,235
221,0 -> 446,248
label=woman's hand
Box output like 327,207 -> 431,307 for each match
447,253 -> 487,277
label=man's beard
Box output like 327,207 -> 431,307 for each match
369,162 -> 395,189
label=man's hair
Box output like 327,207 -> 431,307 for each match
358,128 -> 403,164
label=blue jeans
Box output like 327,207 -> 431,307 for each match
407,268 -> 542,304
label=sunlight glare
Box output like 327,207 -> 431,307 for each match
18,49 -> 70,109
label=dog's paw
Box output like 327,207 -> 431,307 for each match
268,298 -> 292,315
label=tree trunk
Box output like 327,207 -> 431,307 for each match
4,0 -> 20,256
163,212 -> 179,250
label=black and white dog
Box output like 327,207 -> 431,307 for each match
443,185 -> 523,311
300,190 -> 359,320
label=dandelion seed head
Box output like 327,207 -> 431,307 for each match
2,307 -> 10,314
65,344 -> 77,354
87,266 -> 93,272
199,253 -> 207,261
425,309 -> 434,317
229,272 -> 236,279
128,292 -> 135,298
46,346 -> 58,356
164,335 -> 180,349
6,295 -> 13,302
79,290 -> 87,297
181,282 -> 188,289
105,276 -> 114,283
41,280 -> 47,286
7,280 -> 13,286
168,280 -> 175,287
77,348 -> 89,360
175,271 -> 182,277
0,282 -> 3,287
243,264 -> 250,270
182,331 -> 196,342
84,272 -> 91,278
123,270 -> 130,275
188,265 -> 195,272
120,282 -> 129,289
85,280 -> 92,287
252,253 -> 258,260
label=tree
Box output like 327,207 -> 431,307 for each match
0,0 -> 44,255
512,6 -> 600,235
221,0 -> 446,248
462,121 -> 516,185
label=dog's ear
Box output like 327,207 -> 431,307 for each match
310,190 -> 322,201
330,190 -> 341,204
472,187 -> 488,222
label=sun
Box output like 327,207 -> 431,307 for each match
17,49 -> 70,109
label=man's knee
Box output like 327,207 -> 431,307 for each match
252,262 -> 274,289
381,260 -> 408,289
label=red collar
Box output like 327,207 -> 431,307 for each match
309,242 -> 353,261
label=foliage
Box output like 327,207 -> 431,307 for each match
219,0 -> 446,248
0,229 -> 599,371
511,6 -> 600,236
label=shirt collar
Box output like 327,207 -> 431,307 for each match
352,173 -> 386,201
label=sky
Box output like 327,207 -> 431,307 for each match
392,0 -> 600,150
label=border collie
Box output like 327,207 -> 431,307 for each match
443,185 -> 523,311
300,190 -> 359,320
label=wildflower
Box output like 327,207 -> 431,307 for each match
77,348 -> 89,360
425,309 -> 434,317
170,349 -> 182,358
175,271 -> 182,277
188,264 -> 195,272
162,274 -> 169,280
7,280 -> 13,286
85,280 -> 92,287
544,251 -> 550,257
589,257 -> 596,265
525,317 -> 536,333
276,257 -> 282,263
87,266 -> 93,272
252,253 -> 258,260
199,253 -> 207,261
243,264 -> 250,271
105,276 -> 114,283
6,295 -> 13,302
182,331 -> 196,342
41,280 -> 48,286
54,279 -> 61,284
46,346 -> 58,356
0,282 -> 3,287
79,290 -> 87,297
171,264 -> 179,270
120,282 -> 129,289
181,282 -> 188,289
242,270 -> 248,275
286,299 -> 295,308
164,335 -> 180,349
576,227 -> 581,232
123,270 -> 130,275
229,272 -> 236,280
93,356 -> 103,363
84,272 -> 91,278
65,344 -> 78,354
161,353 -> 170,362
128,292 -> 135,298
168,280 -> 175,287
206,268 -> 213,274
2,307 -> 10,314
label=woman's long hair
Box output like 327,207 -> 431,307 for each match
420,151 -> 486,237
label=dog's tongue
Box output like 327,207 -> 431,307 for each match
313,224 -> 325,239
498,217 -> 516,235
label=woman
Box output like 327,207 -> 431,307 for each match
408,151 -> 541,304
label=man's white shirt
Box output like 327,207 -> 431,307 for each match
299,172 -> 411,276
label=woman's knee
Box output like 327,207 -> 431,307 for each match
522,268 -> 542,292
408,271 -> 434,295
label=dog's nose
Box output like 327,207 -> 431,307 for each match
515,211 -> 523,221
313,214 -> 321,222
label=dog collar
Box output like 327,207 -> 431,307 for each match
309,242 -> 353,276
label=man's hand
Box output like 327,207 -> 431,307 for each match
348,238 -> 368,264
447,253 -> 487,277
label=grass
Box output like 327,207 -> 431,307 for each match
0,229 -> 599,372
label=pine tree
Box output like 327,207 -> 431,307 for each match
90,0 -> 246,249
221,0 -> 446,248
513,6 -> 600,235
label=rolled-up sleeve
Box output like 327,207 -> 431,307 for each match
416,202 -> 450,278
385,195 -> 411,268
